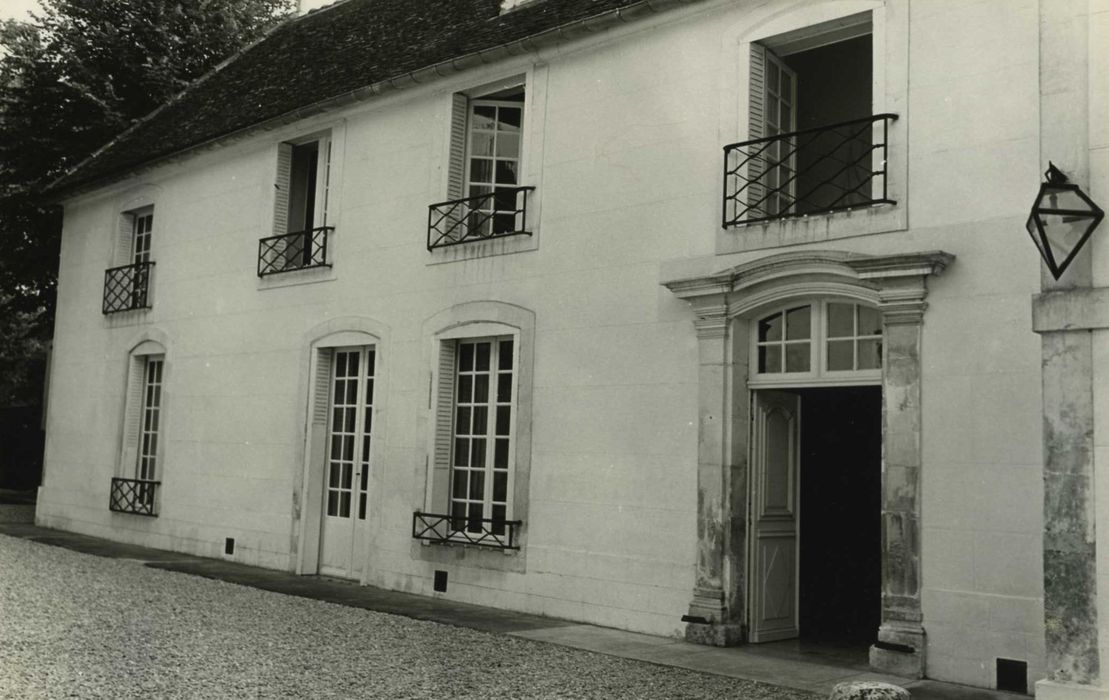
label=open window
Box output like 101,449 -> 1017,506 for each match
260,133 -> 333,276
103,206 -> 155,314
726,12 -> 897,226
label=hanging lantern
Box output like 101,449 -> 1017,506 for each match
1025,162 -> 1104,280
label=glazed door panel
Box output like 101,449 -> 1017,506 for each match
319,346 -> 375,579
749,390 -> 800,642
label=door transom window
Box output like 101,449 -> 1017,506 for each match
750,300 -> 882,385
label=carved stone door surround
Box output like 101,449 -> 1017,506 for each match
662,249 -> 952,677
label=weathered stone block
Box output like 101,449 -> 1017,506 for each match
829,681 -> 910,700
683,621 -> 743,646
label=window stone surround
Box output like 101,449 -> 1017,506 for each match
413,300 -> 536,574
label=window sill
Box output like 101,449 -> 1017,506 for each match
103,307 -> 153,328
419,538 -> 520,555
257,264 -> 336,290
425,231 -> 538,266
716,202 -> 906,255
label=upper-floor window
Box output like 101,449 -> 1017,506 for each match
427,84 -> 533,250
131,209 -> 153,265
103,206 -> 155,314
751,300 -> 882,384
260,133 -> 334,275
725,12 -> 897,227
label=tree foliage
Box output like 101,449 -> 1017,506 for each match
0,0 -> 292,406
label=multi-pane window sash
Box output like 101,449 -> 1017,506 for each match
450,338 -> 514,539
826,303 -> 882,372
137,357 -> 164,481
132,212 -> 153,265
257,226 -> 333,276
325,347 -> 374,521
757,305 -> 812,374
723,114 -> 898,227
753,302 -> 883,378
467,100 -> 522,234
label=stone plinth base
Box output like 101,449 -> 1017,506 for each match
869,623 -> 925,678
684,621 -> 743,646
1036,680 -> 1109,700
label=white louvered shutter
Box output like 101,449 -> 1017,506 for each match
117,215 -> 134,266
313,349 -> 333,428
430,340 -> 457,513
120,356 -> 146,475
747,43 -> 767,219
447,93 -> 469,201
271,143 -> 293,269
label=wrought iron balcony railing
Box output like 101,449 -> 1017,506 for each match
109,477 -> 160,516
258,226 -> 333,277
412,511 -> 522,550
723,113 -> 898,227
102,261 -> 154,314
427,185 -> 535,251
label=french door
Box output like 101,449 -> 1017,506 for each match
318,346 -> 375,579
762,49 -> 797,217
748,389 -> 801,642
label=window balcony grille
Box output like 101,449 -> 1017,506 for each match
258,226 -> 333,277
109,477 -> 160,516
723,114 -> 898,227
427,185 -> 535,251
102,261 -> 154,314
412,511 -> 522,550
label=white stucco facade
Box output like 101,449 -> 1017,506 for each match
37,0 -> 1109,694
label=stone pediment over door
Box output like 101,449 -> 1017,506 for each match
661,249 -> 953,323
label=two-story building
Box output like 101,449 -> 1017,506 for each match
38,0 -> 1109,697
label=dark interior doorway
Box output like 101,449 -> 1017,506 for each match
796,386 -> 881,644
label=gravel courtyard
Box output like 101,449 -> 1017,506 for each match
0,534 -> 816,699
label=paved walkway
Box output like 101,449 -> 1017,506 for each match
0,509 -> 1021,700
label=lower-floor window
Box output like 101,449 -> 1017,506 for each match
450,337 -> 514,536
137,356 -> 164,480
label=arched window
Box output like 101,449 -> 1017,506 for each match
750,300 -> 882,385
111,339 -> 167,516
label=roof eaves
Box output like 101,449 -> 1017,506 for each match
49,0 -> 707,201
42,4 -> 340,200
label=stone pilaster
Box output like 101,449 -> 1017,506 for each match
683,293 -> 744,645
1031,1 -> 1106,697
850,256 -> 951,678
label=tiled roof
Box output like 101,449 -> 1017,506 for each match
51,0 -> 681,195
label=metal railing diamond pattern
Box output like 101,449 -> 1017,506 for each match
257,226 -> 333,277
102,262 -> 154,314
723,113 -> 898,227
109,477 -> 160,517
427,186 -> 534,251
